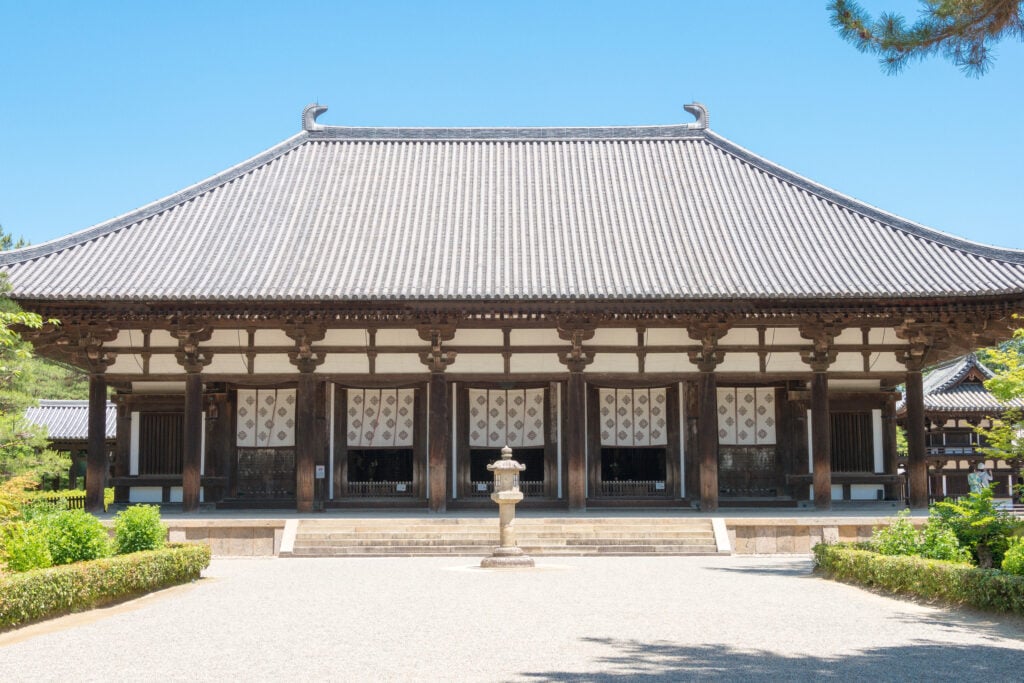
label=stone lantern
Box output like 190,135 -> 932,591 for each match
480,445 -> 535,568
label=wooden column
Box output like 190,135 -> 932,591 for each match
85,373 -> 108,514
295,372 -> 316,513
418,325 -> 457,512
566,370 -> 587,511
905,368 -> 928,508
182,371 -> 203,512
810,370 -> 832,510
557,325 -> 594,511
800,320 -> 841,511
113,400 -> 131,504
173,324 -> 213,513
285,323 -> 327,512
882,393 -> 901,501
428,371 -> 449,512
697,370 -> 719,511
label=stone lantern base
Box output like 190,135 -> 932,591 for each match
480,546 -> 535,568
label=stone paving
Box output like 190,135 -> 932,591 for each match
2,555 -> 1023,681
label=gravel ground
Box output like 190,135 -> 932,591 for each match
2,555 -> 1023,681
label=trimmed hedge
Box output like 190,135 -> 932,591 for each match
814,543 -> 1024,615
0,543 -> 211,630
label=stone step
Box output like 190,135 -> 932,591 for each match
284,517 -> 723,557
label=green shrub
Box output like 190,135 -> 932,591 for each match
19,498 -> 64,521
0,543 -> 211,630
1002,539 -> 1024,576
39,510 -> 110,565
919,521 -> 971,563
23,487 -> 115,512
870,509 -> 919,556
814,543 -> 1024,615
114,505 -> 167,554
1,521 -> 53,572
929,486 -> 1021,568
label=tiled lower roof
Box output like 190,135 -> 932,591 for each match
3,105 -> 1024,302
23,400 -> 117,440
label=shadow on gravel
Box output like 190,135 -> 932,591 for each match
521,639 -> 1020,682
705,560 -> 814,578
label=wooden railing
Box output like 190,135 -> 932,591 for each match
346,481 -> 415,497
598,480 -> 667,497
467,480 -> 545,497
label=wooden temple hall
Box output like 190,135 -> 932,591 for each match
3,103 -> 1024,514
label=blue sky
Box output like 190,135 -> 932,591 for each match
1,1 -> 1021,249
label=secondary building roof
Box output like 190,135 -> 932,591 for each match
899,354 -> 1024,415
23,400 -> 117,440
3,103 -> 1024,302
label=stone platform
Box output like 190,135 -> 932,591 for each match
124,504 -> 910,558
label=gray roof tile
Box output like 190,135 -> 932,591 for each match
3,108 -> 1024,301
23,400 -> 117,440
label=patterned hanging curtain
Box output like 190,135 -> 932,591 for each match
236,388 -> 296,448
347,389 -> 416,448
716,387 -> 776,445
468,388 -> 546,448
598,387 -> 668,447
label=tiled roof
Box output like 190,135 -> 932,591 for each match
900,355 -> 1024,414
3,104 -> 1024,302
23,400 -> 117,440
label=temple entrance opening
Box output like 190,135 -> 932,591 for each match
469,447 -> 545,497
346,448 -> 414,497
599,447 -> 667,497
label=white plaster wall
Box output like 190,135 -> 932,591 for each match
319,354 -> 370,373
148,330 -> 177,348
718,352 -> 759,373
646,328 -> 687,346
851,485 -> 884,501
129,487 -> 162,503
644,353 -> 696,373
590,329 -> 638,346
376,354 -> 426,373
451,329 -> 503,346
719,328 -> 759,345
872,409 -> 884,472
509,353 -> 564,373
376,329 -> 424,346
451,355 -> 504,373
208,329 -> 247,346
131,381 -> 185,394
113,329 -> 146,348
833,328 -> 863,345
587,354 -> 637,373
865,351 -> 908,372
830,352 -> 866,372
322,329 -> 368,345
831,484 -> 843,500
867,328 -> 901,345
130,413 -> 140,476
510,329 -> 562,346
765,328 -> 804,345
147,355 -> 183,375
169,487 -> 183,504
253,354 -> 298,374
107,354 -> 145,374
765,353 -> 807,373
205,355 -> 250,375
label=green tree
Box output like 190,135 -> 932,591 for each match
829,0 -> 1024,76
975,326 -> 1024,495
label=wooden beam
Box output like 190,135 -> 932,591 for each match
811,371 -> 832,510
181,372 -> 203,512
85,374 -> 107,514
